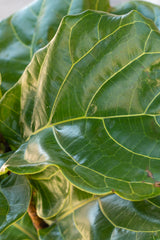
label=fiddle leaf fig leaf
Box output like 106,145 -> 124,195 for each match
3,0 -> 160,238
0,174 -> 31,233
0,0 -> 110,95
2,0 -> 160,238
0,213 -> 38,240
29,165 -> 59,180
3,10 -> 160,200
0,192 -> 9,227
112,1 -> 160,30
39,192 -> 160,240
29,168 -> 70,219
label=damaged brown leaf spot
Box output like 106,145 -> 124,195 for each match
146,169 -> 154,179
145,170 -> 160,188
154,182 -> 160,188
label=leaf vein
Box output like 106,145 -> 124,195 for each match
102,119 -> 160,160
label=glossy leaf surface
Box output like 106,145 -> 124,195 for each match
30,165 -> 59,180
1,1 -> 160,238
0,152 -> 13,175
0,0 -> 110,95
112,1 -> 160,30
2,10 -> 160,199
0,174 -> 31,233
0,213 -> 38,240
39,190 -> 160,240
2,10 -> 160,200
30,167 -> 70,219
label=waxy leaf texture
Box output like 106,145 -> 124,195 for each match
1,10 -> 160,200
39,187 -> 160,240
0,0 -> 110,95
0,174 -> 31,233
1,0 -> 160,238
30,166 -> 70,219
0,213 -> 38,240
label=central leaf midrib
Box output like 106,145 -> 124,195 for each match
48,19 -> 150,124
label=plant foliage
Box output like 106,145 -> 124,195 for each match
1,0 -> 160,239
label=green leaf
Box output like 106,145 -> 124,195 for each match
0,174 -> 31,233
0,192 -> 9,226
0,82 -> 22,148
0,0 -> 110,148
0,0 -> 110,95
112,1 -> 160,30
0,74 -> 2,99
39,191 -> 160,240
29,165 -> 59,180
0,213 -> 38,240
3,10 -> 160,200
0,152 -> 13,175
39,186 -> 104,240
29,167 -> 70,219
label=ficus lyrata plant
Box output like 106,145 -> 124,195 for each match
1,0 -> 160,239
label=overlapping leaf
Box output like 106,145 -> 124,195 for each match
112,0 -> 160,30
0,152 -> 13,175
0,0 -> 110,95
2,0 -> 160,239
0,174 -> 31,233
39,188 -> 160,240
29,166 -> 70,219
0,213 -> 38,240
23,168 -> 160,239
2,10 -> 160,200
